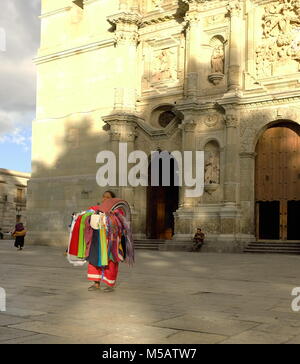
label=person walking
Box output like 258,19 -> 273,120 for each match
12,220 -> 27,251
87,191 -> 120,293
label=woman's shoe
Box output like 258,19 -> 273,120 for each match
103,286 -> 114,293
88,284 -> 100,291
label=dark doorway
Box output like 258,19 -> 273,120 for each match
287,201 -> 300,240
257,201 -> 280,240
146,153 -> 179,240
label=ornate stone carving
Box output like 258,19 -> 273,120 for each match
107,12 -> 142,45
227,0 -> 242,17
256,0 -> 300,77
225,114 -> 239,128
211,44 -> 225,74
205,152 -> 220,185
181,119 -> 196,132
208,45 -> 225,85
152,48 -> 178,83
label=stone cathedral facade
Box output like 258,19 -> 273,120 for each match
27,0 -> 300,251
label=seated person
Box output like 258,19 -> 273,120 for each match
192,228 -> 205,252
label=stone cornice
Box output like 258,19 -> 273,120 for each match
34,38 -> 115,64
141,11 -> 180,26
217,91 -> 300,110
39,7 -> 72,19
107,12 -> 142,26
103,112 -> 180,139
0,169 -> 31,179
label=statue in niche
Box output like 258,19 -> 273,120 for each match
205,151 -> 220,184
211,44 -> 224,74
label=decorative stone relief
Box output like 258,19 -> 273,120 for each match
256,0 -> 300,77
227,0 -> 242,17
152,48 -> 178,83
240,106 -> 300,153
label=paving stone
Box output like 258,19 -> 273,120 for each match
0,327 -> 37,342
0,333 -> 72,344
153,315 -> 259,336
161,331 -> 227,344
1,240 -> 300,344
220,329 -> 293,344
0,314 -> 30,326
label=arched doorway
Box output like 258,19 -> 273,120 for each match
255,122 -> 300,241
146,152 -> 179,240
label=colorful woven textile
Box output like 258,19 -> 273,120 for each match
67,199 -> 134,268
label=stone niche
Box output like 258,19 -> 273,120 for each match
208,35 -> 226,86
204,140 -> 220,193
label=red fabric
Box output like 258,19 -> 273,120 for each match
68,215 -> 83,256
87,261 -> 119,287
88,198 -> 125,213
84,216 -> 93,257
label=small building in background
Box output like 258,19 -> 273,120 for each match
0,169 -> 31,238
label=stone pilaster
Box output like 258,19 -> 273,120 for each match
219,108 -> 241,236
183,0 -> 203,99
223,110 -> 240,205
239,151 -> 256,237
103,113 -> 139,209
107,10 -> 141,112
179,117 -> 197,209
227,0 -> 243,92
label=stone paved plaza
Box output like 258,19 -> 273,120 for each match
0,240 -> 300,344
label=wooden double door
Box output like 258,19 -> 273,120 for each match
255,123 -> 300,241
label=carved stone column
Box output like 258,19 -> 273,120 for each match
103,114 -> 138,209
224,111 -> 240,205
227,0 -> 243,92
107,11 -> 141,112
179,117 -> 197,209
239,151 -> 256,237
183,0 -> 202,99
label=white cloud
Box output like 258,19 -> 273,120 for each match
0,0 -> 40,113
0,110 -> 32,151
0,0 -> 39,154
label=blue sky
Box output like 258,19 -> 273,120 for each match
0,1 -> 40,173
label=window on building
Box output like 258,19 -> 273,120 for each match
16,188 -> 24,203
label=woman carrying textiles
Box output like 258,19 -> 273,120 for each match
68,191 -> 134,293
12,220 -> 27,251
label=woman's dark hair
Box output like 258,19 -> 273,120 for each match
104,190 -> 116,198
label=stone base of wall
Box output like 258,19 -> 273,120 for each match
161,234 -> 254,253
26,231 -> 69,248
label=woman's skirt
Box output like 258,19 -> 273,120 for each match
87,261 -> 119,287
14,236 -> 25,248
